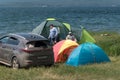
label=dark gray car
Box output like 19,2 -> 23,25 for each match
0,33 -> 54,69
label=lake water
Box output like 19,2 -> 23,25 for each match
0,7 -> 120,35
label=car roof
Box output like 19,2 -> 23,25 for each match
8,33 -> 47,41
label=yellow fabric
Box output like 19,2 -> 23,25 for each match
46,18 -> 56,21
63,23 -> 71,31
58,40 -> 79,55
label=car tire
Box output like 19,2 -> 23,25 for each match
45,64 -> 53,67
12,57 -> 20,69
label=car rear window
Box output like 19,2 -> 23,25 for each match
26,41 -> 49,48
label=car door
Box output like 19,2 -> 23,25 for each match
0,36 -> 10,62
3,37 -> 20,63
0,36 -> 20,64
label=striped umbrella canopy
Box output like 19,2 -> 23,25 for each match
53,40 -> 79,63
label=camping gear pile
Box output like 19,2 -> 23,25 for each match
32,18 -> 110,67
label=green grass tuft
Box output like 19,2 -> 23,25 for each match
93,31 -> 120,56
0,56 -> 120,80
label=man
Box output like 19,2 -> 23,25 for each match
48,24 -> 58,45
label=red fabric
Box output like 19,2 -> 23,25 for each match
53,40 -> 65,62
53,40 -> 78,63
56,46 -> 77,62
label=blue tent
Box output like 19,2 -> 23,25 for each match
66,42 -> 110,66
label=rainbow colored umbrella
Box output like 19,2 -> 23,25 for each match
53,40 -> 79,63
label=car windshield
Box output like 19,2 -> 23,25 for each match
26,41 -> 49,49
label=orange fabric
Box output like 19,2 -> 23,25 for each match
56,46 -> 78,62
53,40 -> 79,63
58,40 -> 78,54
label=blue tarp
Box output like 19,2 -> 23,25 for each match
66,42 -> 110,66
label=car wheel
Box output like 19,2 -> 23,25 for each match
12,57 -> 19,69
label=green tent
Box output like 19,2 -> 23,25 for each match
79,27 -> 96,44
32,18 -> 70,40
63,23 -> 71,31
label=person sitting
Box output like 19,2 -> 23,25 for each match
48,24 -> 59,45
66,32 -> 77,42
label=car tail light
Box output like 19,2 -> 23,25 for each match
21,48 -> 43,53
22,49 -> 31,53
21,49 -> 33,53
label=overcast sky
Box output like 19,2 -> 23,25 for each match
0,0 -> 120,7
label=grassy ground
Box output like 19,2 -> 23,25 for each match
0,32 -> 120,80
92,31 -> 120,56
0,56 -> 120,80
